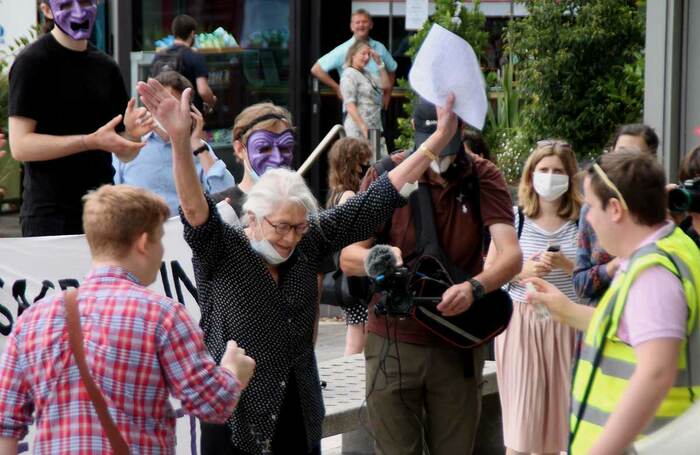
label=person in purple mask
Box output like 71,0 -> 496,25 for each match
8,0 -> 153,237
212,102 -> 295,217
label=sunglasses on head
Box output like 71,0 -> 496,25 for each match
587,156 -> 629,212
536,139 -> 572,151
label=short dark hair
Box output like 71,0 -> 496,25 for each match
680,145 -> 700,182
611,123 -> 659,155
588,148 -> 667,226
172,15 -> 197,41
154,70 -> 193,94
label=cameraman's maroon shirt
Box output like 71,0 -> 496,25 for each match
359,152 -> 514,346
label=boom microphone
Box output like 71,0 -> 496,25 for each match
364,245 -> 398,278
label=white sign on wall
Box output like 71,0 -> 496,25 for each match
0,0 -> 37,59
405,0 -> 429,30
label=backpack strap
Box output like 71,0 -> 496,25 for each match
516,206 -> 525,239
372,153 -> 402,244
65,290 -> 130,454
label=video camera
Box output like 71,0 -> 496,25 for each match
669,178 -> 700,213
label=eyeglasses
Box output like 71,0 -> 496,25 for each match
588,159 -> 629,212
536,139 -> 572,151
264,217 -> 310,236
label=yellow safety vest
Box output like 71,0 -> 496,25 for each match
570,227 -> 700,454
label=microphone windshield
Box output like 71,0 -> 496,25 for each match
364,245 -> 398,278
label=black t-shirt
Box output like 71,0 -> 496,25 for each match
169,44 -> 209,110
9,33 -> 129,226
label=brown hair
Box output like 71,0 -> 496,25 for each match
326,137 -> 372,208
344,40 -> 371,68
611,123 -> 659,155
83,185 -> 170,259
679,145 -> 700,182
154,70 -> 193,93
518,139 -> 582,221
232,102 -> 293,145
587,148 -> 667,226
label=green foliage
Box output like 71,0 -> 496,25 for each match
395,0 -> 488,151
484,62 -> 526,182
505,0 -> 645,160
0,26 -> 39,200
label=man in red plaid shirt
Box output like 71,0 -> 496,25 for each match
0,185 -> 255,454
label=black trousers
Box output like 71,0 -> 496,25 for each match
21,214 -> 83,237
200,372 -> 320,455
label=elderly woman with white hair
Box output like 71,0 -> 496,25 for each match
137,79 -> 458,455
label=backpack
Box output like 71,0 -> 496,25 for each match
150,46 -> 186,77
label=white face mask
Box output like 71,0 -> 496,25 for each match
429,155 -> 455,174
249,221 -> 293,264
533,172 -> 570,201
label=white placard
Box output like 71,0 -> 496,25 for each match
408,24 -> 488,130
405,0 -> 429,31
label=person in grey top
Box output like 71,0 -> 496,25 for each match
341,40 -> 390,140
137,77 -> 459,454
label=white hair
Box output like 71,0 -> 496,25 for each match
242,168 -> 319,223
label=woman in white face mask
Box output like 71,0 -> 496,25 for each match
485,139 -> 583,455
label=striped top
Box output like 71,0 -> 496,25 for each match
509,208 -> 579,303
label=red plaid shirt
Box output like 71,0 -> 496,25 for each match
0,266 -> 241,454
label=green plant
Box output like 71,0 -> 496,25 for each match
483,61 -> 528,183
395,0 -> 488,151
505,0 -> 646,160
0,26 -> 39,200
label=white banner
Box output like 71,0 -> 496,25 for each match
0,217 -> 201,454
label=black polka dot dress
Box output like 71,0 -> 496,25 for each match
181,174 -> 404,454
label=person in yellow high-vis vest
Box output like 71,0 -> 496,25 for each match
526,148 -> 700,455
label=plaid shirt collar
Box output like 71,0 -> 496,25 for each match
84,265 -> 143,286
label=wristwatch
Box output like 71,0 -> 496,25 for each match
468,278 -> 486,301
192,143 -> 208,156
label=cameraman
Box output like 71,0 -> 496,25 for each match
676,145 -> 700,247
340,98 -> 521,454
527,149 -> 700,454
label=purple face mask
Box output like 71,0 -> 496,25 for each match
48,0 -> 98,41
246,130 -> 295,178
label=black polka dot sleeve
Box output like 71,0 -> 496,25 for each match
312,173 -> 406,257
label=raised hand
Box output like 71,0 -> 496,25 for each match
137,79 -> 193,145
124,97 -> 156,139
190,106 -> 205,151
435,93 -> 458,140
87,114 -> 145,163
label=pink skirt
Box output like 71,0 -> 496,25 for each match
495,300 -> 576,453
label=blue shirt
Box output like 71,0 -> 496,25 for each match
112,134 -> 235,216
317,37 -> 398,78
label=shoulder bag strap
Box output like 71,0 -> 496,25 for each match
64,290 -> 130,455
